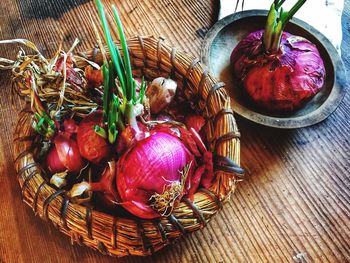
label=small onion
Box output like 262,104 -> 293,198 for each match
46,133 -> 85,174
77,110 -> 112,164
115,122 -> 148,155
46,145 -> 66,174
54,55 -> 85,91
68,162 -> 121,212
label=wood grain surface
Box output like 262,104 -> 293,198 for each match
0,0 -> 349,262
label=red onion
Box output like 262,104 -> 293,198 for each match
46,145 -> 66,173
90,161 -> 120,210
77,110 -> 112,164
116,131 -> 196,219
46,133 -> 85,174
230,1 -> 325,112
231,30 -> 325,111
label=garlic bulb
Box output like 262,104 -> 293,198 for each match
146,77 -> 177,114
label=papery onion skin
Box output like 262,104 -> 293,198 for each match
116,131 -> 195,219
77,110 -> 112,164
54,55 -> 85,92
230,30 -> 325,111
85,65 -> 103,89
146,77 -> 177,114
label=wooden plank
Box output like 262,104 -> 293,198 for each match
0,0 -> 349,262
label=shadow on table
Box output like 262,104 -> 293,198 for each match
235,114 -> 306,181
16,0 -> 91,20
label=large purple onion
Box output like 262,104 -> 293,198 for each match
116,131 -> 195,219
230,0 -> 325,112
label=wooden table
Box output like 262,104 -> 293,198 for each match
0,0 -> 349,262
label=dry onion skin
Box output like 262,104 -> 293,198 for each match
0,38 -> 100,119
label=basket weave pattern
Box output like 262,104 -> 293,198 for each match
13,36 -> 242,257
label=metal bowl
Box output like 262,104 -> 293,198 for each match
201,10 -> 347,129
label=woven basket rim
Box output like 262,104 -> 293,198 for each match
13,35 -> 242,257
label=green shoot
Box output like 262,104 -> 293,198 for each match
108,123 -> 117,144
32,89 -> 56,139
263,3 -> 277,51
96,0 -> 126,97
138,76 -> 146,104
263,0 -> 306,52
112,5 -> 134,102
34,112 -> 56,139
102,64 -> 110,121
94,125 -> 107,139
89,11 -> 108,66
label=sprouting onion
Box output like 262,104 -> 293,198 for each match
230,0 -> 326,112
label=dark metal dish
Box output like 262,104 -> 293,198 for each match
201,10 -> 347,129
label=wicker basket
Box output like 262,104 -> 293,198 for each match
13,35 -> 243,257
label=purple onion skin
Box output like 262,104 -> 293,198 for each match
116,131 -> 195,219
230,30 -> 326,112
